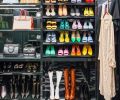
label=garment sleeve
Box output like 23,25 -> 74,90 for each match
108,20 -> 116,68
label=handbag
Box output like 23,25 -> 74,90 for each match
23,44 -> 36,57
13,10 -> 34,30
3,44 -> 19,56
3,0 -> 19,3
20,0 -> 39,3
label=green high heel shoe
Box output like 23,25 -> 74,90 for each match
45,46 -> 51,56
71,31 -> 76,43
65,20 -> 70,29
51,46 -> 55,55
60,20 -> 64,29
76,31 -> 81,42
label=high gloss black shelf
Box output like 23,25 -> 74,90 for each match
0,72 -> 41,75
0,54 -> 41,61
42,2 -> 95,6
43,29 -> 95,32
42,57 -> 96,62
43,42 -> 95,45
43,16 -> 95,19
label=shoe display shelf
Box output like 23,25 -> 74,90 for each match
0,1 -> 42,100
41,0 -> 98,100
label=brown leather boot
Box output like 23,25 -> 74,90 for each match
64,68 -> 69,100
70,68 -> 76,100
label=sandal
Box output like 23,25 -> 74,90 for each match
46,6 -> 51,16
60,20 -> 65,29
65,20 -> 70,29
58,48 -> 63,56
72,20 -> 77,29
51,5 -> 56,16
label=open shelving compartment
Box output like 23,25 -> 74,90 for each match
0,0 -> 98,100
0,1 -> 42,100
41,0 -> 98,100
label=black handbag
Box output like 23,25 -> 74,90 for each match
3,44 -> 19,56
23,44 -> 36,57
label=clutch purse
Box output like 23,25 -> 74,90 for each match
3,44 -> 19,56
23,44 -> 36,57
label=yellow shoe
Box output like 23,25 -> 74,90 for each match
51,21 -> 57,30
88,44 -> 93,56
65,31 -> 70,43
82,45 -> 87,56
46,21 -> 52,30
59,31 -> 64,42
84,8 -> 89,16
89,7 -> 94,16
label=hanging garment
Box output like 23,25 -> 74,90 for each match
98,4 -> 116,100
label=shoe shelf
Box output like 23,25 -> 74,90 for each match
43,55 -> 95,58
0,72 -> 42,75
43,42 -> 95,45
0,54 -> 41,62
0,29 -> 41,32
43,16 -> 95,19
43,29 -> 95,32
42,2 -> 95,6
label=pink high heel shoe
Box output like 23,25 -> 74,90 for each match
72,20 -> 77,29
58,48 -> 63,56
77,20 -> 82,29
64,48 -> 69,56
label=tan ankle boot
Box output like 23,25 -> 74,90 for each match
70,68 -> 76,100
64,68 -> 69,100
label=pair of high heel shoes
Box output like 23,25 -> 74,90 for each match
59,31 -> 69,43
71,45 -> 81,56
45,45 -> 55,56
71,31 -> 81,42
82,32 -> 93,43
58,47 -> 69,56
72,20 -> 82,29
82,44 -> 93,56
58,5 -> 68,16
84,7 -> 94,16
46,5 -> 56,16
71,0 -> 81,3
45,0 -> 56,3
46,21 -> 57,30
45,32 -> 56,43
60,20 -> 70,29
